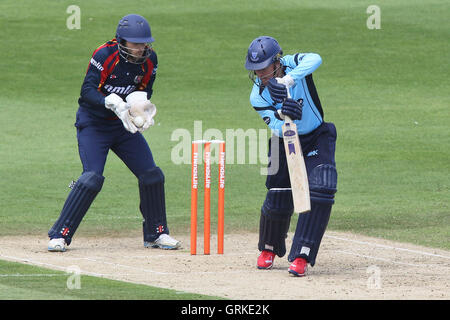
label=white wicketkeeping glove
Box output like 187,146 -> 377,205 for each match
126,91 -> 157,132
105,93 -> 138,134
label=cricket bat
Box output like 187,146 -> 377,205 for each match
281,85 -> 311,214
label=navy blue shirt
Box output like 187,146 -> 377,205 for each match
78,39 -> 157,119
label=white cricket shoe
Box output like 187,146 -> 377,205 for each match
144,234 -> 181,250
48,238 -> 67,252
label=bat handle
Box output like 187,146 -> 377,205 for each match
276,79 -> 293,120
275,78 -> 292,99
283,84 -> 292,122
286,85 -> 291,99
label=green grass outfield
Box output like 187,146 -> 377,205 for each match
0,0 -> 448,299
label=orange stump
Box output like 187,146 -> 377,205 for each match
190,142 -> 199,255
203,142 -> 211,255
190,140 -> 225,255
217,141 -> 225,254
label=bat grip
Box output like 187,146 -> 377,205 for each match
275,78 -> 292,99
283,84 -> 293,122
285,83 -> 292,99
276,79 -> 293,120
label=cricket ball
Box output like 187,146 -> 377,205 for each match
133,116 -> 144,128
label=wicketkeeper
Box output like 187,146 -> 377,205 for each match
245,36 -> 338,276
47,14 -> 180,252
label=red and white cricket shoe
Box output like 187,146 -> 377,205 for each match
288,257 -> 308,277
257,250 -> 276,269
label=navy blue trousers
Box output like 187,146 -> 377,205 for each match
265,122 -> 337,265
75,109 -> 156,176
266,122 -> 337,189
48,109 -> 159,243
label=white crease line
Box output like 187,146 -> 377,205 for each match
59,251 -> 257,260
325,234 -> 450,260
337,250 -> 450,269
69,257 -> 260,276
0,254 -> 169,277
0,253 -> 276,277
73,257 -> 169,275
0,254 -> 104,277
0,269 -> 286,278
78,257 -> 279,275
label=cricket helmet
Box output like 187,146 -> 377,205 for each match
116,14 -> 154,64
245,36 -> 283,71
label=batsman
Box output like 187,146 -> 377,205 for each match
47,14 -> 180,252
245,36 -> 338,276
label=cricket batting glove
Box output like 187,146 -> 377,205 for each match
268,75 -> 295,103
281,98 -> 302,120
105,93 -> 138,133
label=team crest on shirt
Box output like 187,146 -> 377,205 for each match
134,75 -> 143,84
